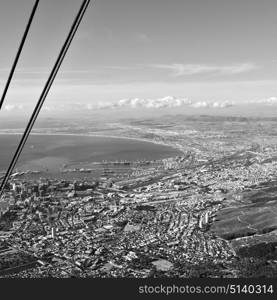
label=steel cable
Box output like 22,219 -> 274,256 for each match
0,0 -> 91,197
0,0 -> 40,110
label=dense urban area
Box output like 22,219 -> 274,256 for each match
1,114 -> 277,277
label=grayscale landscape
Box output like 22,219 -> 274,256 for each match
1,0 -> 277,278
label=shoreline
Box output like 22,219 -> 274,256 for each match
0,131 -> 185,154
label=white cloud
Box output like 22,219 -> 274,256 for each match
79,96 -> 234,110
112,96 -> 191,109
3,104 -> 24,111
96,101 -> 116,109
212,101 -> 234,108
190,101 -> 209,108
40,96 -> 277,113
152,62 -> 258,76
191,100 -> 234,108
248,96 -> 277,105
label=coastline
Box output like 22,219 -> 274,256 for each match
0,131 -> 185,154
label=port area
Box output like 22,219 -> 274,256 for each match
1,116 -> 277,277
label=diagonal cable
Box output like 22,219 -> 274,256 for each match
0,0 -> 91,197
0,0 -> 40,110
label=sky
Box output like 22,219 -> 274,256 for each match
1,0 -> 277,115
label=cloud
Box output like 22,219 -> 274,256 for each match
75,96 -> 234,110
211,101 -> 234,108
96,101 -> 116,109
113,96 -> 191,109
3,104 -> 24,111
191,100 -> 234,108
39,96 -> 277,113
152,62 -> 258,76
248,96 -> 277,105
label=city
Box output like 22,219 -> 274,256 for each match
1,114 -> 277,277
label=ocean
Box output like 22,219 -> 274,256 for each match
0,134 -> 182,172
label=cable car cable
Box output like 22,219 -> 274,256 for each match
0,0 -> 91,197
0,0 -> 40,110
